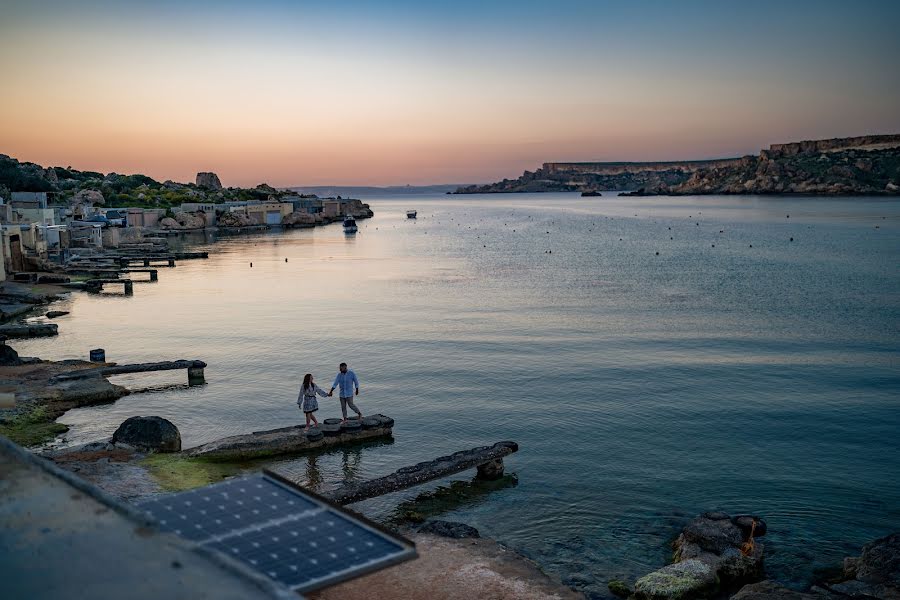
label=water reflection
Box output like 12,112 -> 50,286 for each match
390,474 -> 519,525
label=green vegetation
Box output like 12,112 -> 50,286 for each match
141,453 -> 247,491
0,407 -> 69,447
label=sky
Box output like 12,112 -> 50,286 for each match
2,0 -> 900,187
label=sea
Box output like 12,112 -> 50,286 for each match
13,192 -> 900,597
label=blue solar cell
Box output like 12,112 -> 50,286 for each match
138,472 -> 415,593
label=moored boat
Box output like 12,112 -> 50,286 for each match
406,210 -> 417,219
343,216 -> 358,233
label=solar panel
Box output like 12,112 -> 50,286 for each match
138,470 -> 416,593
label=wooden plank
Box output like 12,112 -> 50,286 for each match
324,441 -> 519,505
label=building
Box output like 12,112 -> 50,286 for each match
10,192 -> 49,208
68,222 -> 104,248
228,201 -> 293,225
126,208 -> 166,228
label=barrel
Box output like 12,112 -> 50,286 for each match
89,348 -> 106,362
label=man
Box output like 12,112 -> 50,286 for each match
329,362 -> 362,423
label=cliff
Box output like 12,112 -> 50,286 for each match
662,138 -> 900,196
456,134 -> 900,196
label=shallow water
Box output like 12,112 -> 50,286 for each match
14,193 -> 900,596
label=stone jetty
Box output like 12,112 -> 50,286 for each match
184,414 -> 396,461
325,441 -> 519,505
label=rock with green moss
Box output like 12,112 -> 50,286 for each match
633,559 -> 719,600
0,407 -> 69,447
608,579 -> 633,598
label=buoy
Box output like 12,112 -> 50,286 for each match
655,252 -> 659,255
250,262 -> 253,267
786,215 -> 790,218
790,237 -> 793,241
670,237 -> 673,240
712,244 -> 715,247
285,258 -> 288,262
749,245 -> 753,248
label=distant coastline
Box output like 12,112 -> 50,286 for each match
454,134 -> 900,196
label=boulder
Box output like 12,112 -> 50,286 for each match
681,515 -> 744,554
159,212 -> 206,230
822,532 -> 900,599
196,172 -> 223,190
73,189 -> 105,206
0,341 -> 22,366
282,211 -> 316,227
45,311 -> 70,319
217,212 -> 253,228
633,559 -> 718,600
112,416 -> 181,452
418,520 -> 480,539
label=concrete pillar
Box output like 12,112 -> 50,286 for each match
188,366 -> 205,386
167,258 -> 175,267
89,348 -> 106,362
476,458 -> 504,481
123,280 -> 134,296
149,270 -> 158,281
143,258 -> 150,266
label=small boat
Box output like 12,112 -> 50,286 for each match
343,216 -> 358,233
406,210 -> 417,219
581,191 -> 602,197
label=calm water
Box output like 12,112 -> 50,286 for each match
13,193 -> 900,596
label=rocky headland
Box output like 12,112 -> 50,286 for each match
456,134 -> 900,196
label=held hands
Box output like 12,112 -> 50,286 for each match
355,388 -> 359,396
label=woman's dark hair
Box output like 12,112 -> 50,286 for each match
302,373 -> 313,391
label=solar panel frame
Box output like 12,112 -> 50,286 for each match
138,469 -> 416,594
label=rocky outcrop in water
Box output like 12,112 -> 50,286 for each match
630,512 -> 767,600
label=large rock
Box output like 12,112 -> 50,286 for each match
73,189 -> 105,205
282,211 -> 316,226
682,515 -> 744,554
675,513 -> 766,587
822,533 -> 900,600
196,172 -> 222,190
0,340 -> 22,366
159,211 -> 207,230
633,559 -> 718,600
112,416 -> 181,452
217,211 -> 253,227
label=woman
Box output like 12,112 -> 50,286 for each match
298,373 -> 328,431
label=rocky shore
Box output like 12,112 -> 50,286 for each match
456,134 -> 900,196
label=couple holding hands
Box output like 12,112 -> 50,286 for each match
299,362 -> 363,431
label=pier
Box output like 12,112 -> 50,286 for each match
324,441 -> 519,505
84,279 -> 134,295
185,414 -> 396,461
50,359 -> 207,386
0,323 -> 59,338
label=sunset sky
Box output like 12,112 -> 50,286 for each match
2,0 -> 900,187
